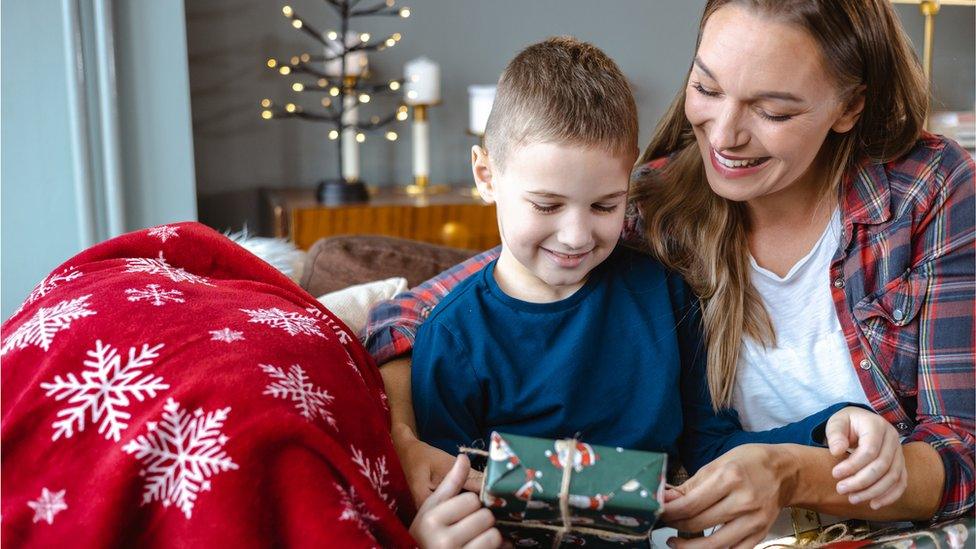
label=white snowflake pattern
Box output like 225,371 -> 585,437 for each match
1,295 -> 97,356
147,225 -> 180,243
125,284 -> 186,306
350,446 -> 395,511
305,307 -> 353,344
13,267 -> 83,316
336,483 -> 379,541
260,364 -> 336,428
124,252 -> 214,286
40,340 -> 168,442
240,307 -> 324,338
27,487 -> 68,525
123,398 -> 238,519
209,328 -> 244,343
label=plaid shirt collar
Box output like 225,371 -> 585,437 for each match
843,158 -> 892,227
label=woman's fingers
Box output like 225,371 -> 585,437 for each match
463,526 -> 504,549
870,468 -> 908,509
660,472 -> 725,523
427,492 -> 483,527
836,427 -> 897,495
824,409 -> 853,458
451,508 -> 496,545
833,418 -> 888,483
668,515 -> 766,549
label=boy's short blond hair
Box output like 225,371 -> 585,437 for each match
484,36 -> 639,171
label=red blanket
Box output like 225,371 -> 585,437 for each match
1,222 -> 416,547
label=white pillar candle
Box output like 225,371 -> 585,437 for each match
404,57 -> 440,105
342,94 -> 359,182
412,107 -> 430,181
468,85 -> 496,136
324,32 -> 368,77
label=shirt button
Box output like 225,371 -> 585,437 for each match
833,277 -> 845,288
893,308 -> 904,321
896,422 -> 909,430
859,359 -> 872,370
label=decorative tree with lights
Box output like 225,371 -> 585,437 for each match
261,1 -> 412,204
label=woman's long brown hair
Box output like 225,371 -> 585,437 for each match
633,0 -> 928,409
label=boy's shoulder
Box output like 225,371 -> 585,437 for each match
423,260 -> 493,327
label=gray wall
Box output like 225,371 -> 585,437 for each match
186,1 -> 976,232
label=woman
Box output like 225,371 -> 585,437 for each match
364,0 -> 974,546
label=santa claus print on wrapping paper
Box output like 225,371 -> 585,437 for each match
545,439 -> 599,473
490,432 -> 521,470
514,468 -> 544,501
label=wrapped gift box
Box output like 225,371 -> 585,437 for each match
480,432 -> 667,547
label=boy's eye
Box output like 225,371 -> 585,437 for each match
592,203 -> 618,213
530,203 -> 560,213
692,82 -> 721,98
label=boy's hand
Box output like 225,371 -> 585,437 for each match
410,454 -> 502,549
825,406 -> 907,509
393,423 -> 483,507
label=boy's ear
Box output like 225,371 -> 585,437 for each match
831,85 -> 866,134
471,145 -> 495,203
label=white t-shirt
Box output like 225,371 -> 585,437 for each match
733,208 -> 871,430
732,209 -> 872,543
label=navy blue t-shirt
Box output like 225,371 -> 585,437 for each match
412,246 -> 849,473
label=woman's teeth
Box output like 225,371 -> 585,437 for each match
714,151 -> 766,168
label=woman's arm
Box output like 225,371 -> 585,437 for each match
663,441 -> 942,549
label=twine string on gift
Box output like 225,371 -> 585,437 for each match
462,438 -> 653,547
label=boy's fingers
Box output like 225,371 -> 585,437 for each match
847,459 -> 902,505
464,469 -> 484,493
428,492 -> 483,526
451,507 -> 496,544
420,454 -> 471,514
836,428 -> 896,494
464,527 -> 504,549
870,469 -> 908,509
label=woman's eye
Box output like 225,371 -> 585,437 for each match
692,82 -> 721,97
757,109 -> 793,122
592,203 -> 618,213
531,203 -> 559,213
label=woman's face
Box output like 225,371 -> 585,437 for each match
684,4 -> 863,204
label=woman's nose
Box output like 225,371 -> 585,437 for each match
709,104 -> 748,152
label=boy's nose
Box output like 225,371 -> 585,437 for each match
556,218 -> 593,251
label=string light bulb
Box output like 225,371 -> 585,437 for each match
360,33 -> 371,43
355,133 -> 366,143
279,66 -> 292,75
260,98 -> 272,108
282,5 -> 293,17
292,83 -> 305,92
406,90 -> 418,100
389,81 -> 400,91
285,103 -> 297,113
261,110 -> 273,120
300,53 -> 310,63
385,38 -> 396,48
329,87 -> 340,97
317,78 -> 328,87
326,30 -> 338,41
267,58 -> 278,68
371,115 -> 381,124
358,93 -> 370,103
399,7 -> 411,18
385,0 -> 394,6
321,98 -> 332,107
290,56 -> 300,65
386,131 -> 398,141
392,33 -> 402,41
328,130 -> 339,140
291,19 -> 303,29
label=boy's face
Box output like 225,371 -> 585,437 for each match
473,141 -> 635,302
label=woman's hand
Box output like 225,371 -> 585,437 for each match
392,423 -> 483,507
824,406 -> 907,509
662,443 -> 799,549
409,454 -> 502,549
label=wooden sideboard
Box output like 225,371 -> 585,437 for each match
265,186 -> 501,251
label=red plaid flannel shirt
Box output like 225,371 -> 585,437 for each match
363,133 -> 975,519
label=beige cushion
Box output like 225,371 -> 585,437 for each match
317,277 -> 409,334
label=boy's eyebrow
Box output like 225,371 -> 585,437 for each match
693,56 -> 804,103
526,190 -> 628,200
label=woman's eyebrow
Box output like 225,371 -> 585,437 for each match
693,56 -> 804,103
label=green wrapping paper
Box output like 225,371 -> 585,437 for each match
480,432 -> 667,547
